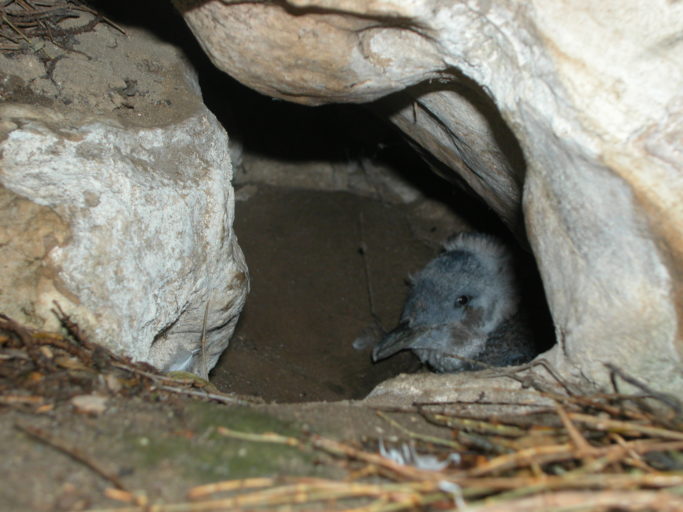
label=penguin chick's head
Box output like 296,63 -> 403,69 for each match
372,233 -> 520,372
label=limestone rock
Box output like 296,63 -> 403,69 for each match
235,153 -> 428,205
174,0 -> 443,105
0,21 -> 248,374
365,372 -> 557,416
176,0 -> 683,393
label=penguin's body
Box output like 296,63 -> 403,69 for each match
372,233 -> 536,373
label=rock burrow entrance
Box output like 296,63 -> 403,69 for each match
205,77 -> 554,403
0,0 -> 554,402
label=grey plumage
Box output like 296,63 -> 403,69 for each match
372,233 -> 535,373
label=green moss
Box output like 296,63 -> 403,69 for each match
129,402 -> 313,482
188,402 -> 301,436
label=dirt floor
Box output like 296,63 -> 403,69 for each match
210,185 -> 454,402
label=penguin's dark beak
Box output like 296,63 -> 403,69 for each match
372,321 -> 428,362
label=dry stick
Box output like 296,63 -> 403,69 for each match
521,387 -> 658,427
417,413 -> 533,455
51,303 -> 138,369
52,301 -> 85,340
1,0 -> 125,39
30,309 -> 249,406
457,431 -> 517,456
70,2 -> 126,34
157,385 -> 252,405
216,426 -> 301,446
102,488 -> 141,506
187,477 -> 275,500
109,357 -> 257,402
465,437 -> 683,479
358,211 -> 384,331
555,404 -> 594,457
30,331 -> 92,360
15,423 -> 127,491
568,412 -> 683,441
112,359 -> 260,404
546,389 -> 653,422
605,362 -> 683,418
564,448 -> 631,477
109,362 -> 197,386
0,313 -> 56,372
82,435 -> 683,511
465,442 -> 574,477
421,413 -> 532,438
411,352 -> 577,403
375,410 -> 466,451
0,395 -> 44,405
520,358 -> 580,396
607,432 -> 656,473
0,12 -> 32,43
52,301 -> 99,353
506,362 -> 656,423
427,363 -> 656,424
472,489 -> 683,512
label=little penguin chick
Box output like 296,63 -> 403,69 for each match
372,232 -> 535,373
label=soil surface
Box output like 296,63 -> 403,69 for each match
210,185 -> 461,402
0,395 -> 457,511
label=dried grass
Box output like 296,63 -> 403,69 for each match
0,0 -> 119,53
2,310 -> 683,511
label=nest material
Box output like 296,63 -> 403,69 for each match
91,405 -> 683,511
2,310 -> 683,511
0,0 -> 114,53
0,307 -> 254,409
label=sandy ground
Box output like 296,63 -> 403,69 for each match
210,185 -> 451,402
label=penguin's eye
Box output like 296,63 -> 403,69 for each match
454,295 -> 470,307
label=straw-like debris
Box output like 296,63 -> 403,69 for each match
3,311 -> 683,511
85,368 -> 683,510
0,307 -> 256,412
84,413 -> 683,511
0,0 -> 120,54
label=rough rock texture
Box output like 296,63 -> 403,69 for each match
365,372 -> 556,416
373,82 -> 528,235
175,0 -> 683,393
236,154 -> 427,205
0,20 -> 248,373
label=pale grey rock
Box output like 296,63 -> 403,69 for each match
0,21 -> 248,374
176,0 -> 683,394
365,372 -> 557,415
0,104 -> 248,373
